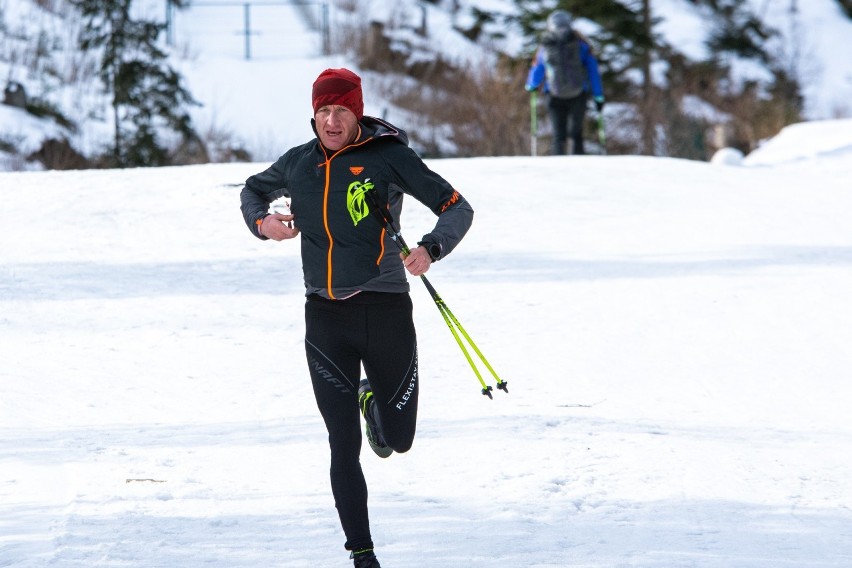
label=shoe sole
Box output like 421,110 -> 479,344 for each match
366,430 -> 393,458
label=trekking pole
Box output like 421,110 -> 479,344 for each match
530,90 -> 538,157
365,190 -> 508,399
597,112 -> 607,155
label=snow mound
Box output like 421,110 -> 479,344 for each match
710,147 -> 744,166
744,118 -> 852,166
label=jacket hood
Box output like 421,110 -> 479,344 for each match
360,115 -> 410,147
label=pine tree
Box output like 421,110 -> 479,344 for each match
73,0 -> 198,167
694,0 -> 773,62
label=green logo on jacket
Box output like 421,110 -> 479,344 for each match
347,179 -> 374,226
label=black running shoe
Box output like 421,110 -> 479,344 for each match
358,379 -> 393,458
349,548 -> 382,568
351,548 -> 381,568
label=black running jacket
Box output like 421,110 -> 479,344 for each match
240,116 -> 474,300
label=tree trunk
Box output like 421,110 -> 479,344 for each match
641,0 -> 655,155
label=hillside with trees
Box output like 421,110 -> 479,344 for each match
1,0 -> 850,169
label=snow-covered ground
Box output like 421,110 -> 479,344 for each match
2,119 -> 851,566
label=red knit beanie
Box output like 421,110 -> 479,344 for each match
311,68 -> 364,120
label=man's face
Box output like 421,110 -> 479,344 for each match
315,105 -> 359,151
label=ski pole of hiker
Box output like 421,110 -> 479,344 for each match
595,95 -> 606,155
530,89 -> 538,156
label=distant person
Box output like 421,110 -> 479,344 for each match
526,9 -> 605,155
240,68 -> 474,568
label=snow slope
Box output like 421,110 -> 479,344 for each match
2,0 -> 851,167
169,0 -> 852,162
1,121 -> 851,567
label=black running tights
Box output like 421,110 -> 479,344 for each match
304,292 -> 419,552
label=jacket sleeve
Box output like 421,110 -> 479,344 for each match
240,153 -> 292,239
384,145 -> 473,262
580,42 -> 604,98
418,192 -> 474,262
525,48 -> 546,91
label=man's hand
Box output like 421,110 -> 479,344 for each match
260,213 -> 299,241
401,246 -> 432,277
